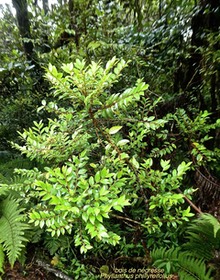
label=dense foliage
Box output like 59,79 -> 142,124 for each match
0,0 -> 220,279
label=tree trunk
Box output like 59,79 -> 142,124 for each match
43,0 -> 49,14
12,0 -> 34,62
12,0 -> 50,97
68,0 -> 80,47
183,0 -> 220,113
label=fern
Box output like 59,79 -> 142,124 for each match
199,214 -> 220,237
0,244 -> 4,274
44,235 -> 71,255
151,247 -> 213,280
195,167 -> 220,202
0,197 -> 30,267
151,214 -> 220,279
0,182 -> 8,197
0,174 -> 8,185
0,158 -> 35,178
44,237 -> 63,255
183,214 -> 220,261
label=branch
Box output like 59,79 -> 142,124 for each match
36,260 -> 73,280
177,188 -> 202,214
110,213 -> 142,226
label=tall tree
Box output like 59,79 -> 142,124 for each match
12,0 -> 34,62
43,0 -> 49,14
184,0 -> 220,114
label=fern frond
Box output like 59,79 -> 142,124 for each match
196,214 -> 220,238
0,244 -> 5,274
0,183 -> 9,197
195,167 -> 220,201
0,174 -> 8,185
44,234 -> 71,256
151,247 -> 213,280
0,197 -> 30,267
183,214 -> 220,260
0,158 -> 35,179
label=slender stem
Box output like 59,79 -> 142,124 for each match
110,213 -> 142,225
177,188 -> 202,214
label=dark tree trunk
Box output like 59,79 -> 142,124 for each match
12,0 -> 50,96
183,2 -> 205,109
42,0 -> 51,53
12,0 -> 34,62
183,0 -> 220,113
43,0 -> 49,14
68,0 -> 80,47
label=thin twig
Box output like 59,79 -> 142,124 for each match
177,188 -> 202,214
110,213 -> 142,225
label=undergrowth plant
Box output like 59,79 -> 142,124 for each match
1,57 -> 200,275
0,195 -> 30,275
173,109 -> 220,167
0,157 -> 37,275
151,246 -> 213,280
151,213 -> 220,280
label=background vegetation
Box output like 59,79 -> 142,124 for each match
0,0 -> 220,279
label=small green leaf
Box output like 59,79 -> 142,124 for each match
71,207 -> 80,214
89,215 -> 95,225
97,214 -> 103,222
95,172 -> 101,183
46,220 -> 51,227
131,156 -> 140,169
108,126 -> 123,135
89,176 -> 94,186
61,62 -> 73,73
94,208 -> 100,216
113,205 -> 123,212
82,212 -> 88,222
166,261 -> 171,273
160,159 -> 170,171
42,100 -> 46,106
90,163 -> 97,168
117,139 -> 130,146
100,186 -> 109,196
40,220 -> 45,228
